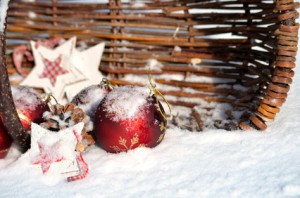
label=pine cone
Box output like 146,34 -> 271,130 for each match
40,103 -> 95,151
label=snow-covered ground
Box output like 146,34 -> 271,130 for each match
1,51 -> 299,198
1,9 -> 300,198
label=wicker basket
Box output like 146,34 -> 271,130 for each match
0,0 -> 299,152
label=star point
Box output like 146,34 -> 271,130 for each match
64,42 -> 105,101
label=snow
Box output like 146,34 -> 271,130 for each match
28,11 -> 36,19
146,59 -> 163,71
1,62 -> 300,196
130,0 -> 146,8
29,123 -> 83,185
3,50 -> 300,198
174,46 -> 182,52
71,85 -> 109,120
103,86 -> 150,122
0,0 -> 9,32
11,85 -> 44,111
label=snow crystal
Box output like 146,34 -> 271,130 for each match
28,11 -> 36,19
283,184 -> 300,196
130,1 -> 146,8
0,0 -> 10,32
77,41 -> 88,51
11,86 -> 44,111
174,46 -> 182,52
103,86 -> 150,122
233,84 -> 248,92
26,20 -> 34,25
146,59 -> 163,71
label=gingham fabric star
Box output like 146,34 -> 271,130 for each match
21,37 -> 87,101
32,140 -> 66,174
29,123 -> 84,177
39,55 -> 69,86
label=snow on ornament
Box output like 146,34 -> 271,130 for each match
71,78 -> 113,121
94,86 -> 168,153
11,86 -> 49,132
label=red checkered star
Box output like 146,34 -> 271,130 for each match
32,140 -> 66,174
39,55 -> 69,86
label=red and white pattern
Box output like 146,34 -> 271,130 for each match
39,55 -> 69,86
67,130 -> 89,182
21,37 -> 86,101
29,123 -> 85,182
67,153 -> 89,182
12,38 -> 64,77
32,141 -> 66,174
35,37 -> 64,49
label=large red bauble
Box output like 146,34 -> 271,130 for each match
94,86 -> 167,153
0,118 -> 12,159
11,86 -> 50,132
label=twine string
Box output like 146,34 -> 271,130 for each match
43,93 -> 58,105
147,72 -> 172,121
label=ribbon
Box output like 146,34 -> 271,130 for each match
148,73 -> 172,121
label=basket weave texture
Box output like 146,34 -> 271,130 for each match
0,0 -> 299,152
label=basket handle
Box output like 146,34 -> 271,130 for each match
0,0 -> 30,153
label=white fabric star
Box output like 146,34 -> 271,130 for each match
21,37 -> 86,101
64,42 -> 105,101
29,122 -> 84,176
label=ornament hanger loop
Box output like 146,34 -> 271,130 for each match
43,93 -> 58,105
100,78 -> 114,90
147,72 -> 173,121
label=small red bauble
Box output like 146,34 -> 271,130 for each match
12,86 -> 50,132
71,83 -> 110,121
0,118 -> 12,159
94,86 -> 167,153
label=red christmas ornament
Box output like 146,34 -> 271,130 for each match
12,86 -> 50,132
0,118 -> 12,159
71,79 -> 112,120
94,86 -> 167,153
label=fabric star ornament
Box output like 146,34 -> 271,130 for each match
29,122 -> 84,176
39,55 -> 68,86
21,37 -> 86,101
32,139 -> 66,173
64,42 -> 105,101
